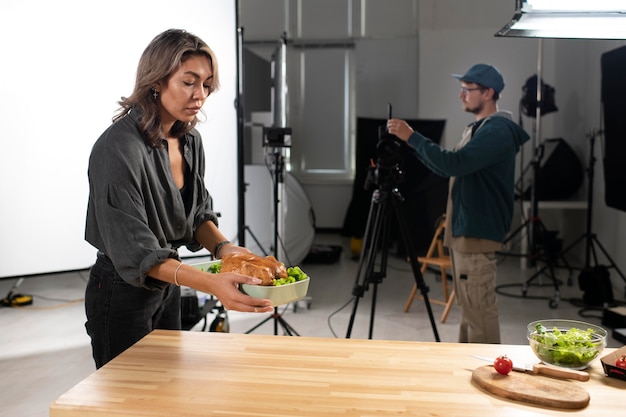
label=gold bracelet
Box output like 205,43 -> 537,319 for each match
174,263 -> 184,287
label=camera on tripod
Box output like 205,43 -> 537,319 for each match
262,127 -> 292,148
364,120 -> 405,191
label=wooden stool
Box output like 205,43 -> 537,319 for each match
403,215 -> 455,323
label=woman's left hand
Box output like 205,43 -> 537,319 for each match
219,244 -> 250,258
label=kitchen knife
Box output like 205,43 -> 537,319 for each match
472,355 -> 590,381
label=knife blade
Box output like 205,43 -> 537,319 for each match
472,355 -> 589,381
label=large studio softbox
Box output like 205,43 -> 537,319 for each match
516,138 -> 583,201
601,45 -> 626,212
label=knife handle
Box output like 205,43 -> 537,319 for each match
532,363 -> 590,381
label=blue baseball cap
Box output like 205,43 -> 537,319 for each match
452,64 -> 505,94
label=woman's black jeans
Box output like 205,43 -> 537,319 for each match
84,252 -> 181,369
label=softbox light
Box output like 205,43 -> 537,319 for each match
521,75 -> 558,117
496,0 -> 626,40
601,45 -> 626,212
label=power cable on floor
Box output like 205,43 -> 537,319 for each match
327,296 -> 355,338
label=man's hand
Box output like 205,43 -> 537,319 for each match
387,118 -> 414,142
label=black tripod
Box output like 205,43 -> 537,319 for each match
503,141 -> 571,308
557,130 -> 626,297
345,136 -> 440,341
245,130 -> 300,336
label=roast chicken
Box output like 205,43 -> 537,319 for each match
220,252 -> 288,286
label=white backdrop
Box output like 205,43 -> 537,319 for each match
0,0 -> 239,278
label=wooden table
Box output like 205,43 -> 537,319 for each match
51,330 -> 622,416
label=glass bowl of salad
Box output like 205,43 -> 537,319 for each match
527,319 -> 607,370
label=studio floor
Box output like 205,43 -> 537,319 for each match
1,232 -> 624,417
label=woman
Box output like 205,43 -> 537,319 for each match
85,29 -> 273,368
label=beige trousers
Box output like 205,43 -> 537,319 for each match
450,250 -> 501,343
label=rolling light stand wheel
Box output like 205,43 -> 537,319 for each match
549,292 -> 560,309
292,296 -> 312,313
521,283 -> 529,297
209,311 -> 230,332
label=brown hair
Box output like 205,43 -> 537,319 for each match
114,29 -> 220,148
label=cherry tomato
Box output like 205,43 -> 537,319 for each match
494,355 -> 513,375
616,354 -> 626,369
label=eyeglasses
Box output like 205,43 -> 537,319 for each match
460,87 -> 483,95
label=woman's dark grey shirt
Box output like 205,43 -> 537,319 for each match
85,109 -> 218,289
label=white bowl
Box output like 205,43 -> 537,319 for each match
190,260 -> 310,306
240,278 -> 310,306
191,260 -> 222,274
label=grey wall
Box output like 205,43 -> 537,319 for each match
240,0 -> 626,288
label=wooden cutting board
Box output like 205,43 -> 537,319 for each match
472,365 -> 590,409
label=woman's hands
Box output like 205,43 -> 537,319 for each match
193,221 -> 272,312
206,245 -> 272,312
150,258 -> 273,313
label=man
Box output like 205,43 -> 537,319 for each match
387,64 -> 530,343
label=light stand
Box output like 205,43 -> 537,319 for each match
500,39 -> 565,307
556,130 -> 626,303
521,38 -> 547,271
235,25 -> 274,259
244,127 -> 300,336
236,25 -> 246,247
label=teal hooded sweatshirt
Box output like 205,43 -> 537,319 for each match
406,111 -> 530,243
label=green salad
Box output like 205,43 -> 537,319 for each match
206,263 -> 308,286
530,323 -> 600,367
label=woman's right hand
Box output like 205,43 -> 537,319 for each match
205,271 -> 274,313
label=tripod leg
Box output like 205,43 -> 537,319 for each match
367,210 -> 394,339
244,314 -> 274,334
521,219 -> 562,308
368,284 -> 379,340
244,307 -> 301,336
390,192 -> 440,342
244,225 -> 269,256
345,191 -> 387,338
591,235 -> 626,283
547,262 -> 561,309
556,252 -> 574,286
277,315 -> 300,336
502,218 -> 530,247
557,233 -> 586,259
521,264 -> 549,296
